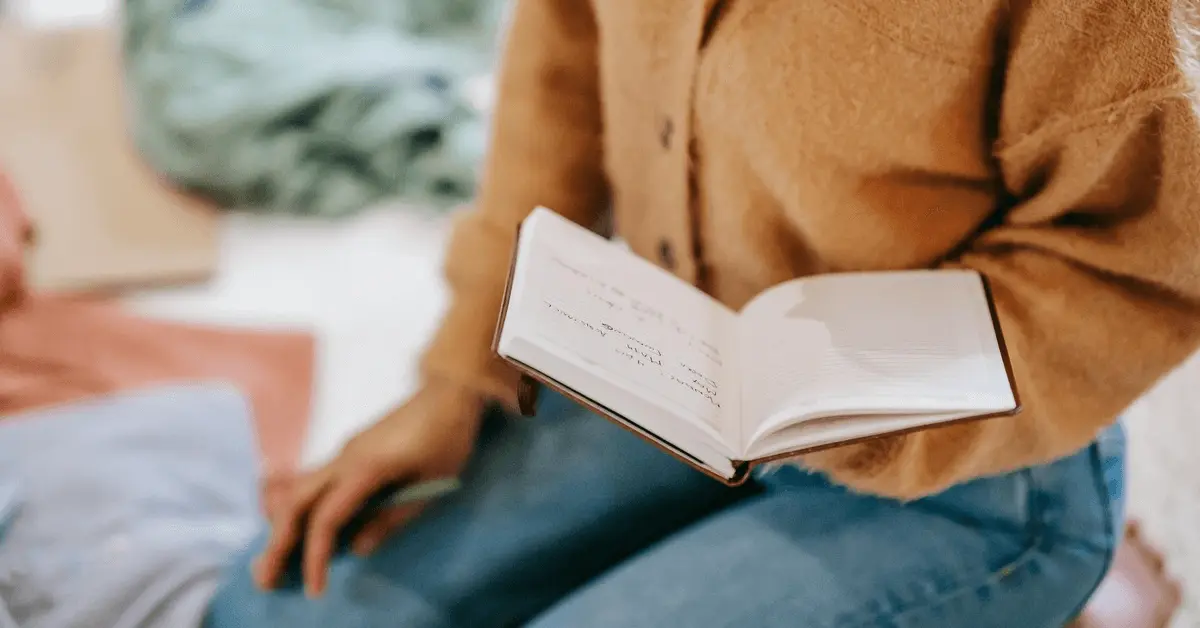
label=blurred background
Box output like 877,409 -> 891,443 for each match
1,0 -> 506,470
1,1 -> 1197,626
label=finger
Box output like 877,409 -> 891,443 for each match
260,473 -> 297,519
351,504 -> 425,556
302,467 -> 390,597
253,470 -> 331,590
253,512 -> 301,590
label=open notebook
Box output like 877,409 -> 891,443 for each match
494,207 -> 1020,484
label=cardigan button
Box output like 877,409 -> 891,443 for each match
657,239 -> 676,269
659,117 -> 674,150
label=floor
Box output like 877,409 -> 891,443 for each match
14,1 -> 1200,626
125,206 -> 455,468
1125,359 -> 1200,627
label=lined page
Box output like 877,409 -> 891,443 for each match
505,208 -> 742,442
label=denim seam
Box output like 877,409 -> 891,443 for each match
1058,443 -> 1118,623
1022,466 -> 1046,543
835,530 -> 1044,628
847,444 -> 1115,628
833,467 -> 1047,628
849,547 -> 1042,628
723,469 -> 1048,628
730,523 -> 1046,628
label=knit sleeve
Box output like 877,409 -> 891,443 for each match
803,0 -> 1200,499
416,0 -> 609,408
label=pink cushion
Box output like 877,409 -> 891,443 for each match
0,297 -> 316,475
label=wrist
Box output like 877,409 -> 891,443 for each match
417,377 -> 486,421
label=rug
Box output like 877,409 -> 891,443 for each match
1126,352 -> 1200,627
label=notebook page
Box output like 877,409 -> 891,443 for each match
505,208 -> 742,444
737,270 -> 1014,442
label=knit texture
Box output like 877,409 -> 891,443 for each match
421,0 -> 1200,499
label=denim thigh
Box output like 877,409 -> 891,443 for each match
527,423 -> 1125,628
203,392 -> 751,628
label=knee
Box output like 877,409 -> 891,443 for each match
989,541 -> 1116,626
203,532 -> 456,628
1054,537 -> 1123,622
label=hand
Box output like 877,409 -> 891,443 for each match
0,168 -> 33,307
252,382 -> 482,597
258,471 -> 302,523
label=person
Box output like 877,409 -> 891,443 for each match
205,1 -> 1200,626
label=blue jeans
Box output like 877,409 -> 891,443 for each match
204,392 -> 1125,627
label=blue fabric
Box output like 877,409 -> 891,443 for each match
0,483 -> 19,545
123,0 -> 505,216
205,392 -> 1124,628
0,482 -> 19,628
0,384 -> 262,628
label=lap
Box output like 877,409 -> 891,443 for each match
206,394 -> 1125,628
530,473 -> 1110,627
531,425 -> 1127,628
204,392 -> 749,628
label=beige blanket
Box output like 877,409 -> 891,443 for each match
0,24 -> 218,294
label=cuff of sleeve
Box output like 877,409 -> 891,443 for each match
800,433 -> 929,500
